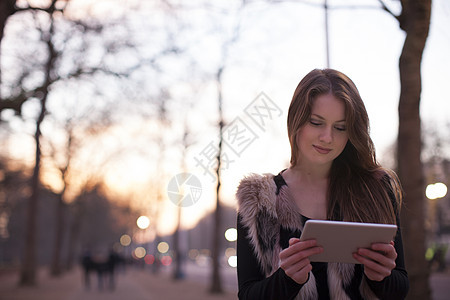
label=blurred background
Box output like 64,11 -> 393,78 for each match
0,0 -> 449,299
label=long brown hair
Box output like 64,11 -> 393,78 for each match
287,69 -> 402,224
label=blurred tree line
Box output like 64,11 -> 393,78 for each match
0,0 -> 183,286
0,156 -> 139,268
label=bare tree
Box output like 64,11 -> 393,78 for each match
20,7 -> 60,286
0,0 -> 66,112
2,0 -> 186,284
45,111 -> 109,276
210,64 -> 225,294
172,118 -> 194,280
6,3 -> 113,285
151,90 -> 171,274
0,0 -> 18,101
379,1 -> 432,299
209,3 -> 244,294
47,125 -> 73,277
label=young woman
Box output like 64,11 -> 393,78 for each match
236,69 -> 409,299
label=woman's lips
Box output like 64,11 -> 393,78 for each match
313,145 -> 332,154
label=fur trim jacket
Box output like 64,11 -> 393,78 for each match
236,172 -> 409,300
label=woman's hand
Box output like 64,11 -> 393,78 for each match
353,241 -> 397,282
279,238 -> 323,285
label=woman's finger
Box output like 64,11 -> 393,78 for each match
280,239 -> 318,259
357,248 -> 395,268
353,244 -> 397,281
280,246 -> 323,269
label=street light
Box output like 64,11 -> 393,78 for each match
426,182 -> 448,246
224,228 -> 237,242
137,216 -> 150,230
426,182 -> 448,200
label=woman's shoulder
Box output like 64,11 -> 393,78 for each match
237,171 -> 304,235
236,172 -> 278,214
236,172 -> 276,187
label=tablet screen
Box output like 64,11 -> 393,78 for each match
299,220 -> 397,264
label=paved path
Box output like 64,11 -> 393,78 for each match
66,269 -> 152,300
430,271 -> 450,300
0,265 -> 237,300
0,264 -> 449,300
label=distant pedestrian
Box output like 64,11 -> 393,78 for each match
80,249 -> 93,290
106,248 -> 122,290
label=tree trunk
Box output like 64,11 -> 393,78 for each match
210,174 -> 223,293
210,67 -> 224,294
65,201 -> 83,270
397,1 -> 431,299
19,94 -> 47,286
50,194 -> 65,276
20,14 -> 57,285
172,206 -> 184,280
172,126 -> 190,280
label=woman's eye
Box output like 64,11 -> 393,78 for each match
310,120 -> 321,126
335,126 -> 346,131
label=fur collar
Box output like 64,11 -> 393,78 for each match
237,173 -> 378,300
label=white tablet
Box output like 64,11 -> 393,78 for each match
299,220 -> 397,264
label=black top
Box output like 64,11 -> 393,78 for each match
237,173 -> 409,300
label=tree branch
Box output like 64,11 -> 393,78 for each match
377,0 -> 400,21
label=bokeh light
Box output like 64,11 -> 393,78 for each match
228,255 -> 237,268
157,242 -> 169,254
188,249 -> 199,260
225,247 -> 236,258
200,249 -> 210,256
161,255 -> 172,266
224,228 -> 237,242
426,182 -> 448,200
120,234 -> 131,246
144,254 -> 155,265
137,216 -> 150,229
134,246 -> 146,258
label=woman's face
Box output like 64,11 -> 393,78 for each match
296,93 -> 349,168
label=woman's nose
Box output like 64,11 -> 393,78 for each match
319,127 -> 333,143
